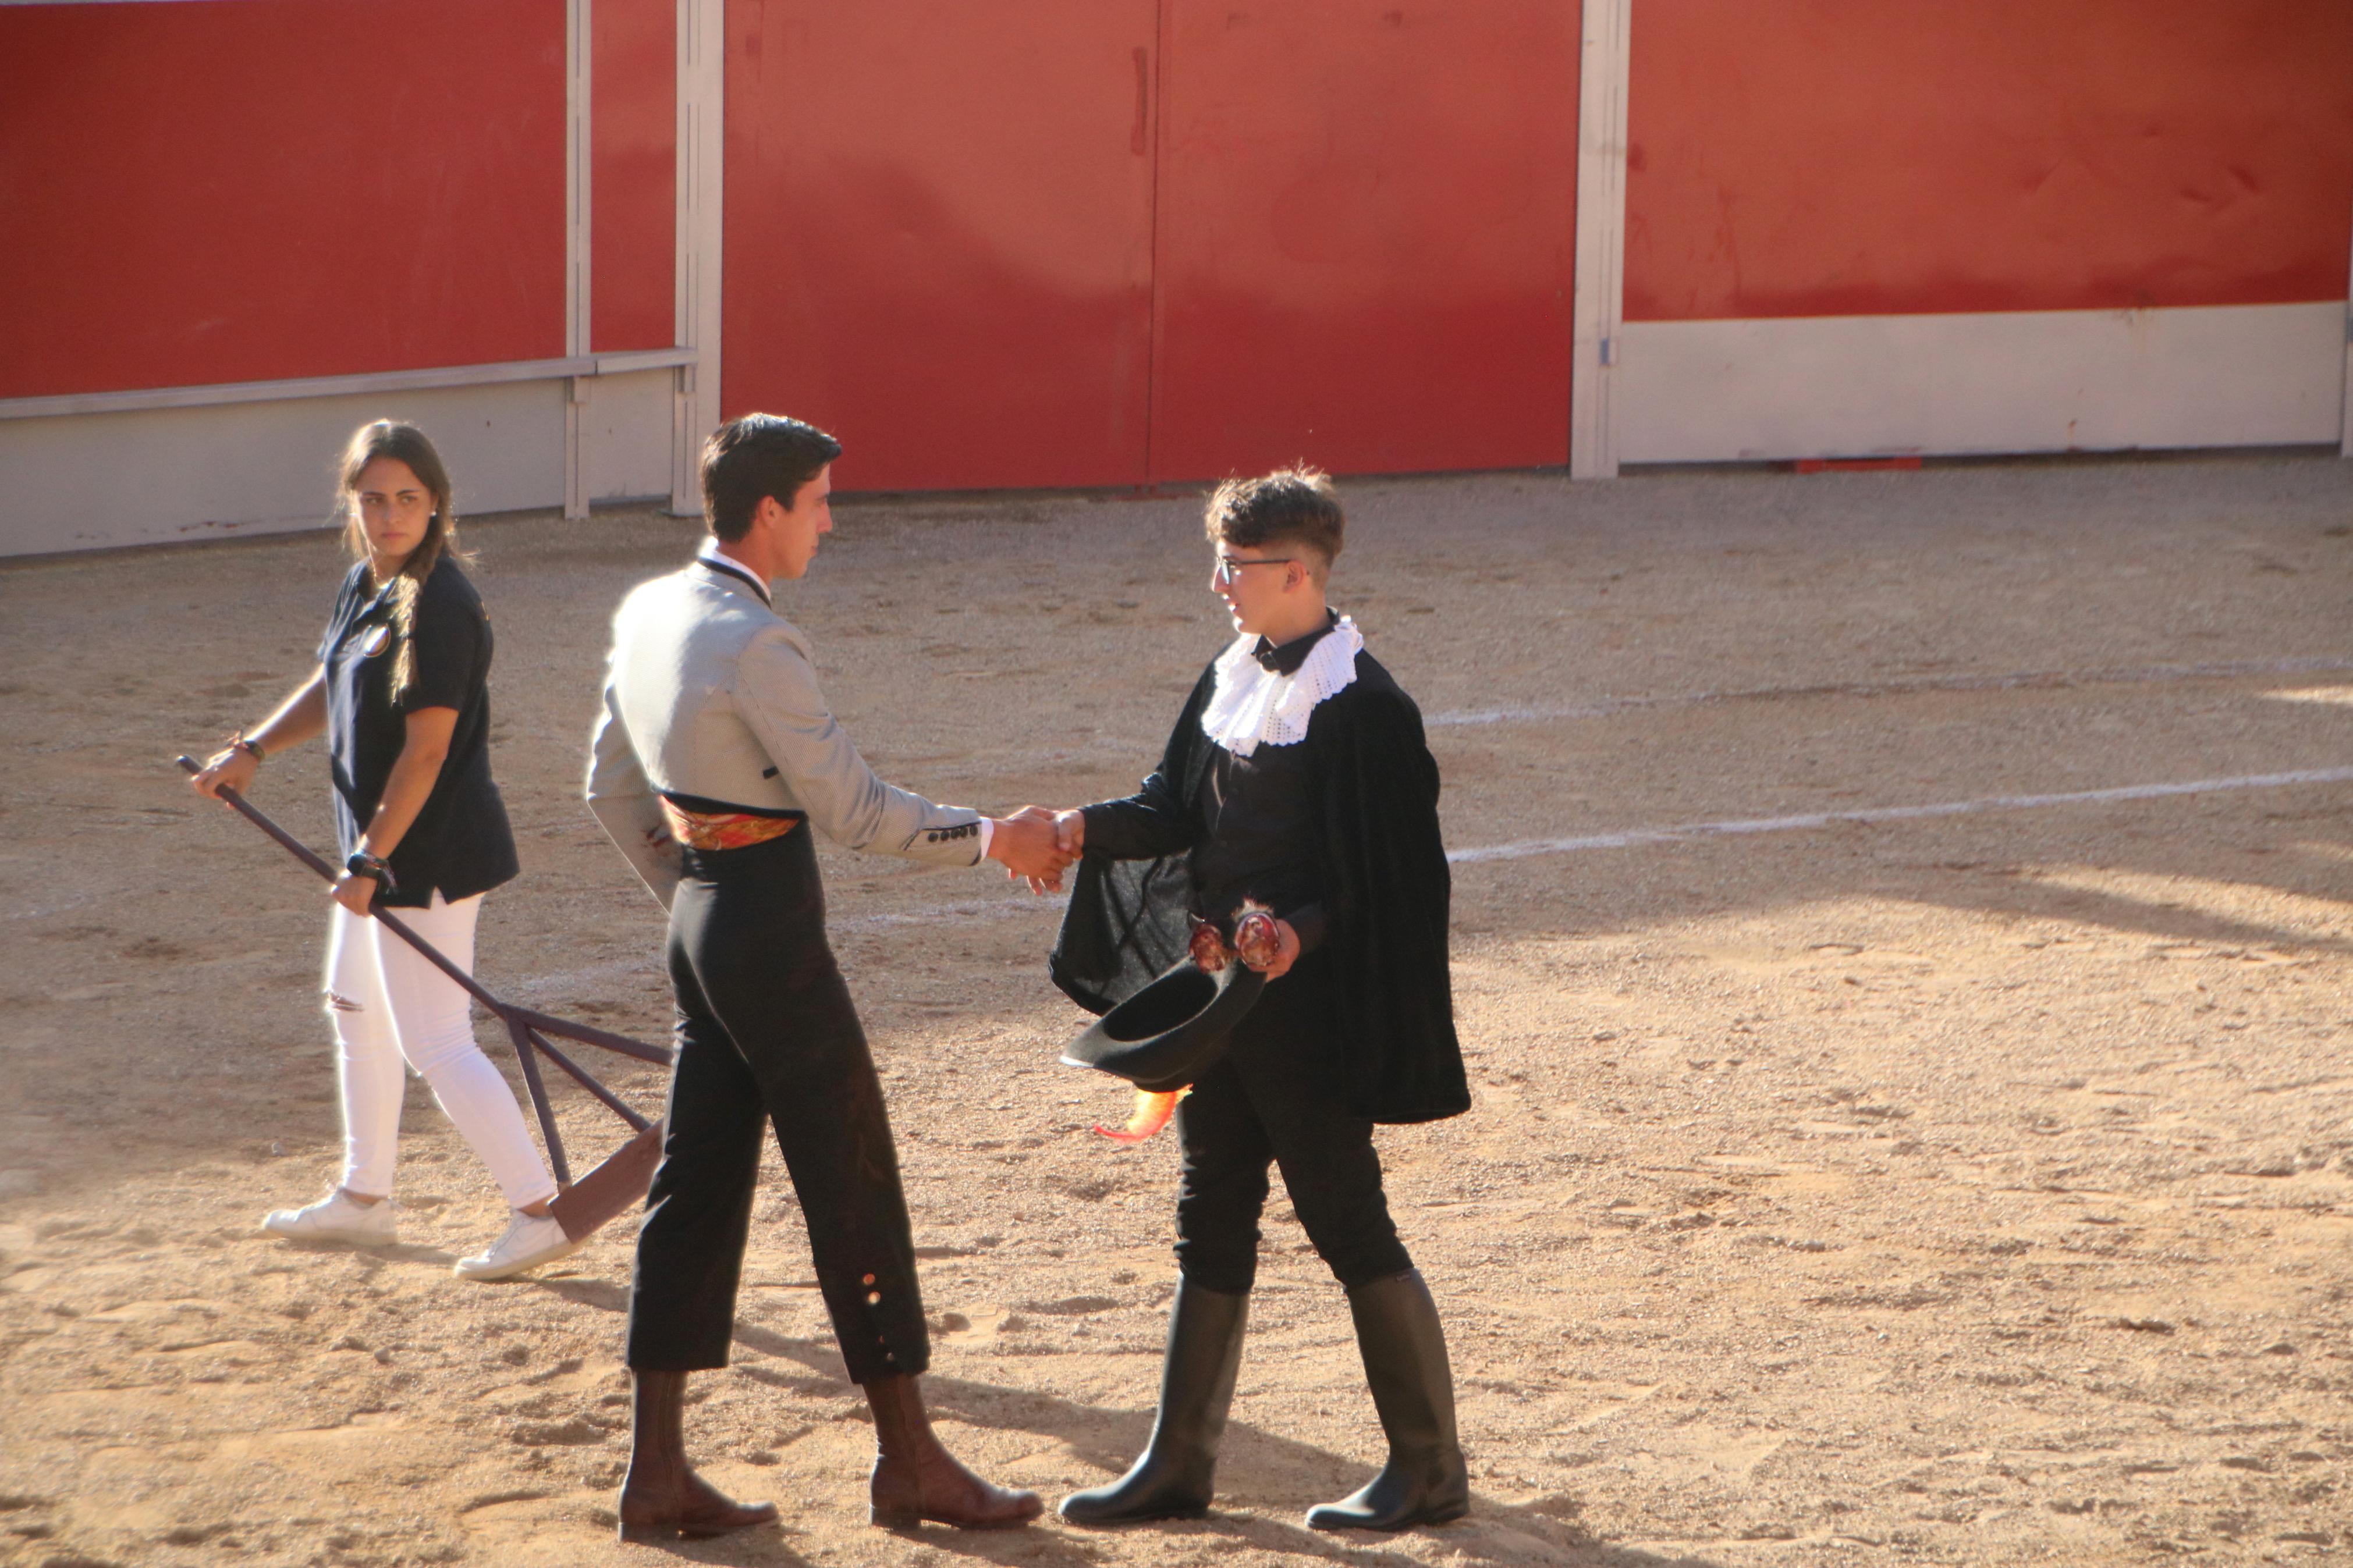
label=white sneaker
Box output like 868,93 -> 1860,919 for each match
453,1212 -> 584,1282
262,1190 -> 399,1246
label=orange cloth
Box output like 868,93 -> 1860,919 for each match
659,798 -> 801,852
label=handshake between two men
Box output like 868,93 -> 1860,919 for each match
987,805 -> 1302,982
583,428 -> 1463,1541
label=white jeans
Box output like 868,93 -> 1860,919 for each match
324,893 -> 558,1211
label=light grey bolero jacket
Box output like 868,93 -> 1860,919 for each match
586,557 -> 986,908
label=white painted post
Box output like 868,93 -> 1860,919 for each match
2340,201 -> 2352,458
670,0 -> 725,516
1570,0 -> 1631,480
565,0 -> 593,519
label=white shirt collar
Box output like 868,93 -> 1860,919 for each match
694,540 -> 772,604
1199,615 -> 1364,757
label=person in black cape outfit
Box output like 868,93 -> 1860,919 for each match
1044,468 -> 1471,1531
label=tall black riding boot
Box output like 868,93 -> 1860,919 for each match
1059,1281 -> 1250,1523
1305,1270 -> 1469,1531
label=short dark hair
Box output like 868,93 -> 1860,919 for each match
700,414 -> 843,541
1204,467 -> 1343,571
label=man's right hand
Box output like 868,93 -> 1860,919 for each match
988,807 -> 1076,893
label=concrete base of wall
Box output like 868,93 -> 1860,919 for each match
1614,302 -> 2350,465
0,369 -> 676,557
580,369 -> 675,507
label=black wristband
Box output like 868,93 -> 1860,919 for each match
345,850 -> 396,893
232,733 -> 266,763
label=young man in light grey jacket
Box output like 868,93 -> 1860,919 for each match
587,414 -> 1067,1541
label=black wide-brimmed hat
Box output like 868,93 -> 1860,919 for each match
1060,959 -> 1268,1093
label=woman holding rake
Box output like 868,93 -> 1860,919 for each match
190,419 -> 572,1282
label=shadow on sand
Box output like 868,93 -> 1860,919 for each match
530,1277 -> 1722,1568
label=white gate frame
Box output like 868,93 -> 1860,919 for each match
1569,0 -> 1631,480
2341,200 -> 2353,460
672,0 -> 726,514
564,0 -> 594,519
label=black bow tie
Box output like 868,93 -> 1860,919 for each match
1252,611 -> 1339,675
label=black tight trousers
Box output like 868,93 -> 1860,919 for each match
626,831 -> 928,1381
1172,954 -> 1414,1295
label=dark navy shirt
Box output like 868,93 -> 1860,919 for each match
317,556 -> 519,908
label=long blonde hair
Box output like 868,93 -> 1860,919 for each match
336,421 -> 469,698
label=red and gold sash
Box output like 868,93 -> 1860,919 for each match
659,798 -> 801,852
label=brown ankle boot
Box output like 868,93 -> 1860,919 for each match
864,1373 -> 1044,1530
616,1368 -> 780,1542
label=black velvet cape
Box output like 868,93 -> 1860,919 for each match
1048,648 -> 1470,1125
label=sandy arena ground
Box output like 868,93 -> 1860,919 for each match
2,453 -> 2350,1568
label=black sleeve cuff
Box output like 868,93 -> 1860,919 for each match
1280,901 -> 1328,956
1080,797 -> 1190,862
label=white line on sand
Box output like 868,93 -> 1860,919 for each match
817,766 -> 2353,926
920,656 -> 2353,780
1447,767 -> 2353,865
1422,656 -> 2353,730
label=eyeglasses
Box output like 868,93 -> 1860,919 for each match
1212,554 -> 1295,585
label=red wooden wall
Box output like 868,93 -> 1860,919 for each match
722,1 -> 1159,490
14,1 -> 2346,490
722,0 -> 1580,490
594,0 -> 677,352
1150,1 -> 1579,481
1625,0 -> 2353,322
0,0 -> 568,399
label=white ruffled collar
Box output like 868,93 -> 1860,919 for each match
1199,614 -> 1363,757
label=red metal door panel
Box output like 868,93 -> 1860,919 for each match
724,0 -> 1157,490
1149,2 -> 1578,482
0,0 -> 565,400
595,0 -> 678,352
1626,0 -> 2353,321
